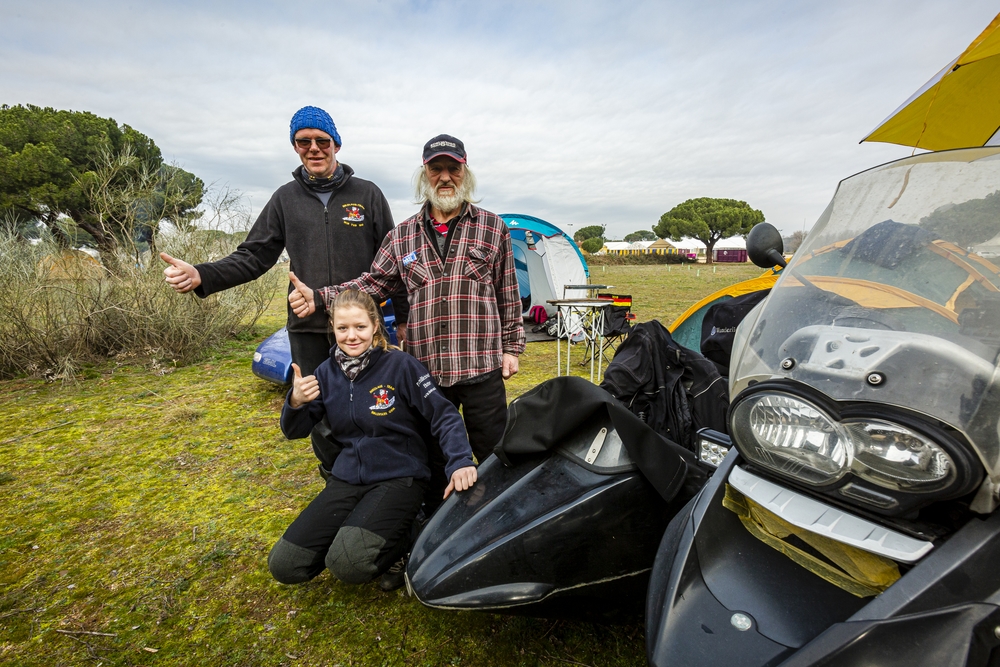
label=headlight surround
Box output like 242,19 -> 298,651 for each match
731,393 -> 851,486
731,390 -> 958,494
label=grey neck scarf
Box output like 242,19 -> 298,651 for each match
334,344 -> 374,380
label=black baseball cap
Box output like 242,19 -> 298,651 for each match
422,134 -> 466,163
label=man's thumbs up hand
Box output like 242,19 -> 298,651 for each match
288,271 -> 317,318
160,252 -> 201,293
289,362 -> 320,408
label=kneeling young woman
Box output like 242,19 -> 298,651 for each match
268,288 -> 477,591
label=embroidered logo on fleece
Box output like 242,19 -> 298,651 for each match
369,385 -> 396,415
342,203 -> 365,227
402,251 -> 418,267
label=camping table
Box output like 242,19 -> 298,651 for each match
546,299 -> 612,383
562,284 -> 612,298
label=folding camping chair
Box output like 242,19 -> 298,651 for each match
580,293 -> 635,366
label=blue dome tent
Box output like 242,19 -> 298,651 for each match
501,214 -> 590,317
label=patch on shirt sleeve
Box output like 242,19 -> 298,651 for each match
417,372 -> 437,398
402,251 -> 419,267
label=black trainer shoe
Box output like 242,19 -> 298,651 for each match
379,555 -> 407,592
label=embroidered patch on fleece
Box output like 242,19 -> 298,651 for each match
342,203 -> 365,227
369,385 -> 396,415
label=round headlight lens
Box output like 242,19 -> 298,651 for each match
844,420 -> 955,492
731,393 -> 851,485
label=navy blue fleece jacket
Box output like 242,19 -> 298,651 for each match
280,347 -> 474,485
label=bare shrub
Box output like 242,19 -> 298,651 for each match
0,202 -> 273,380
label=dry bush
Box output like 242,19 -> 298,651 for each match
0,140 -> 275,379
0,228 -> 273,379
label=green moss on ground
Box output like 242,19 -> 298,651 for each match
0,264 -> 759,666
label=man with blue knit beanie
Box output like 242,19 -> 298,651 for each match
289,106 -> 342,146
161,105 -> 408,471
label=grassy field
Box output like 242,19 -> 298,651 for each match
0,263 -> 761,667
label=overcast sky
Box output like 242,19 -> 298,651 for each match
2,0 -> 997,238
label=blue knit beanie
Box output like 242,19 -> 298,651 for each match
289,106 -> 342,146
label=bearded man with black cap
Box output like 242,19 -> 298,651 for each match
160,106 -> 408,473
287,134 -> 525,465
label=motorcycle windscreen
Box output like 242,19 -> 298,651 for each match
730,147 -> 1000,481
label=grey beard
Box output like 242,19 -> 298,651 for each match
428,188 -> 464,214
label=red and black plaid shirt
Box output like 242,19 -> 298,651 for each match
319,204 -> 525,387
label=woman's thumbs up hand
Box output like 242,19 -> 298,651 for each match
289,363 -> 320,408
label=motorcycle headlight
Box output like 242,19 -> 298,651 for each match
844,421 -> 955,492
732,390 -> 959,495
731,393 -> 851,486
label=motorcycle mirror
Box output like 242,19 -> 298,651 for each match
746,223 -> 787,269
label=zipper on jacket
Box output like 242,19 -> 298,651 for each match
337,354 -> 380,484
325,206 -> 333,289
349,378 -> 365,481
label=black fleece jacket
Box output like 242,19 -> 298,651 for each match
193,164 -> 408,333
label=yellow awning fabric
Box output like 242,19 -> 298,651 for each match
723,485 -> 900,598
959,13 -> 1000,64
863,12 -> 1000,151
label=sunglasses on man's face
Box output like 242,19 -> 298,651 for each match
295,137 -> 333,149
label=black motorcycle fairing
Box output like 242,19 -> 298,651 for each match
648,545 -> 794,667
646,451 -> 792,666
776,604 -> 1000,667
646,451 -> 870,667
647,456 -> 1000,666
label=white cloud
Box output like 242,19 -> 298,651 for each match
2,0 -> 997,236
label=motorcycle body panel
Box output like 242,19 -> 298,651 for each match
647,452 -> 1000,666
407,411 -> 681,618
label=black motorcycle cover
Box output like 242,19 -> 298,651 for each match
600,320 -> 729,450
494,376 -> 695,502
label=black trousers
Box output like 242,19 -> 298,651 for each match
440,368 -> 508,463
287,331 -> 332,376
268,475 -> 427,585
